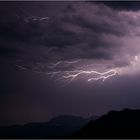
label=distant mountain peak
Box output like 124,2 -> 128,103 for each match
0,114 -> 98,138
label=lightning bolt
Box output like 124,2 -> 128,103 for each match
87,69 -> 117,82
15,59 -> 118,84
48,62 -> 61,69
63,59 -> 81,64
46,60 -> 118,83
17,7 -> 49,23
24,16 -> 49,22
48,59 -> 81,69
50,69 -> 118,83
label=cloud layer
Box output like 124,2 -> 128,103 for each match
1,1 -> 140,126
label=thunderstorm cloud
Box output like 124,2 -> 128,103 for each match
1,1 -> 140,126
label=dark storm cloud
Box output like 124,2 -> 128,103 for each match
43,2 -> 140,61
0,20 -> 43,43
1,1 -> 140,127
0,2 -> 126,61
3,1 -> 140,62
1,2 -> 140,63
100,1 -> 140,11
43,20 -> 80,47
62,13 -> 125,36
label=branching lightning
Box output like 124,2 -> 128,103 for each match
48,69 -> 118,83
15,59 -> 118,84
24,16 -> 49,22
17,7 -> 49,22
48,59 -> 81,69
12,8 -> 118,84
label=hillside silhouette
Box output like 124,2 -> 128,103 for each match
1,108 -> 140,138
0,115 -> 98,138
72,108 -> 140,139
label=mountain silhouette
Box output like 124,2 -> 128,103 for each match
72,108 -> 140,139
0,115 -> 98,138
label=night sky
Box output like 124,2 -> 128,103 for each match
1,1 -> 140,126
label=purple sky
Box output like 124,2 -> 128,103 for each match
1,1 -> 140,126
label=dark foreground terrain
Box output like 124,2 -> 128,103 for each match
71,108 -> 140,139
0,115 -> 97,138
1,108 -> 140,138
